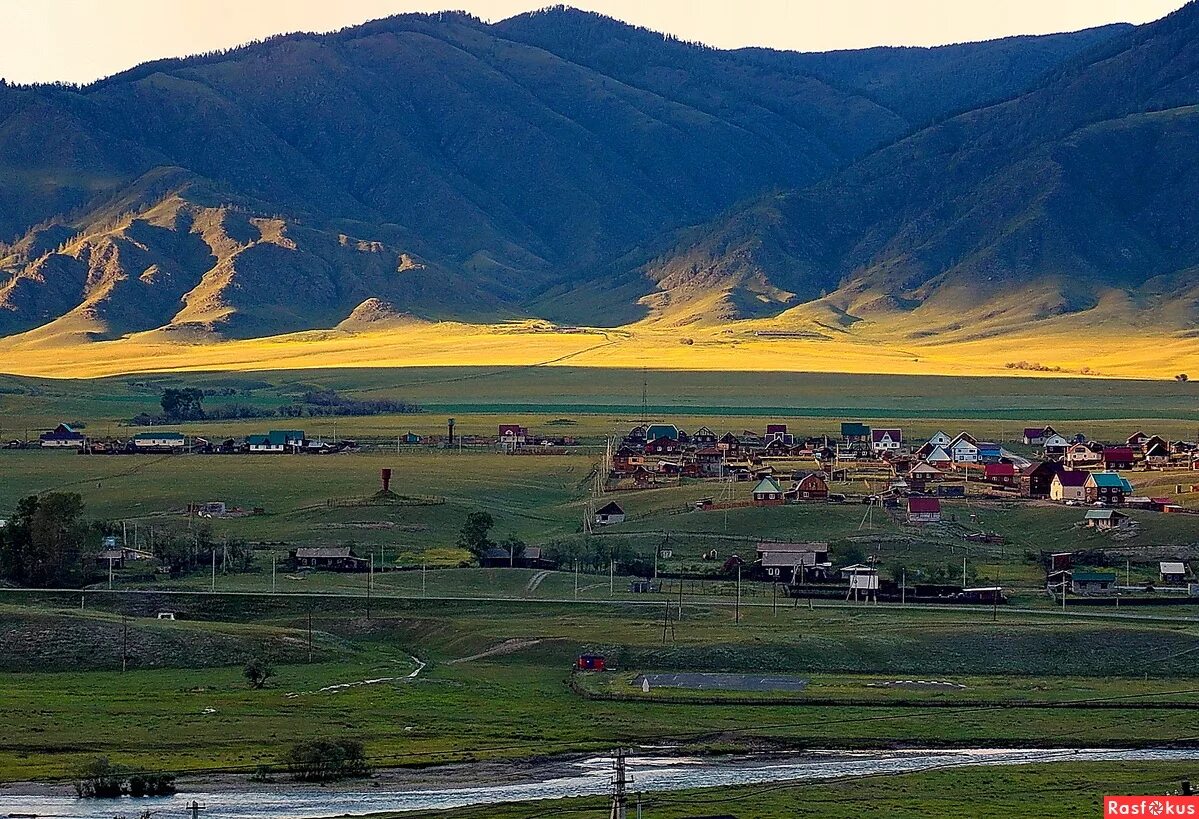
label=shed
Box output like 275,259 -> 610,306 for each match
1071,571 -> 1117,595
594,501 -> 626,526
907,497 -> 942,523
1083,509 -> 1128,530
1160,562 -> 1187,583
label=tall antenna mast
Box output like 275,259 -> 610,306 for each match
641,368 -> 648,428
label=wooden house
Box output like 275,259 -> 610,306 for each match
1085,471 -> 1132,505
1043,433 -> 1070,458
983,462 -> 1017,487
907,497 -> 942,524
1050,470 -> 1089,502
871,428 -> 903,454
752,476 -> 785,506
292,546 -> 368,572
950,433 -> 979,463
40,423 -> 86,448
1102,447 -> 1136,470
1020,461 -> 1063,498
786,472 -> 829,501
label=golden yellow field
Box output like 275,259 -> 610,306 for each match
2,315 -> 1197,380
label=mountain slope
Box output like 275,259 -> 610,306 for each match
0,7 -> 1158,345
621,1 -> 1199,335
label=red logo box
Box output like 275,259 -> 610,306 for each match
1105,796 -> 1199,817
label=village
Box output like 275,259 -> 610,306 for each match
17,414 -> 1199,611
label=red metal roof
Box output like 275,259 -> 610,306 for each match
908,497 -> 941,513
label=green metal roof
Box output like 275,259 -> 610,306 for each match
1073,571 -> 1116,582
645,424 -> 679,441
1084,509 -> 1124,520
752,477 -> 783,495
1089,472 -> 1132,491
841,422 -> 870,437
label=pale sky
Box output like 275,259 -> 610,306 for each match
1,0 -> 1189,85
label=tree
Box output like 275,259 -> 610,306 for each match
73,756 -> 125,798
285,739 -> 370,781
457,511 -> 495,559
498,534 -> 526,565
243,657 -> 274,689
0,493 -> 89,587
160,387 -> 206,420
1177,373 -> 1190,382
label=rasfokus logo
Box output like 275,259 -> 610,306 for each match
1106,796 -> 1199,816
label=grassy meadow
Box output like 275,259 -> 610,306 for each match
3,594 -> 1199,783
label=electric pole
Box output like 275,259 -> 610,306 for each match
609,749 -> 629,819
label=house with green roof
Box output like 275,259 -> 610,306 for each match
1083,508 -> 1129,531
645,424 -> 679,442
1084,471 -> 1133,505
247,430 -> 306,453
752,476 -> 784,507
1071,570 -> 1117,595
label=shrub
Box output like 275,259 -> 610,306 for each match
244,657 -> 275,689
285,738 -> 371,782
73,756 -> 125,798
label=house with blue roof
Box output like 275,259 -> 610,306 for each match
1084,471 -> 1133,505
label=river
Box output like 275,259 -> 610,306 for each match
3,748 -> 1196,818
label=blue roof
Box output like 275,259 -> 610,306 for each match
1089,472 -> 1133,491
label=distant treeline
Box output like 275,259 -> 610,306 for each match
128,387 -> 420,425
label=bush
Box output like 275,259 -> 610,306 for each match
127,772 -> 176,797
285,738 -> 371,782
73,756 -> 126,798
244,657 -> 275,689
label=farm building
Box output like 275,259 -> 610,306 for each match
1072,571 -> 1117,595
1161,562 -> 1188,583
1083,509 -> 1128,530
786,471 -> 829,501
1085,471 -> 1133,505
1050,471 -> 1089,503
248,430 -> 305,453
594,501 -> 626,526
292,546 -> 368,572
40,423 -> 86,448
907,497 -> 942,524
131,431 -> 186,452
752,477 -> 785,507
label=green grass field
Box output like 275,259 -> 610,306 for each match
2,594 -> 1199,783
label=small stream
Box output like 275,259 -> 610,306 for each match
4,748 -> 1197,818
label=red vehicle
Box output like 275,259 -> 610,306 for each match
576,654 -> 606,671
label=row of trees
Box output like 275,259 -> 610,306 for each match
0,493 -> 95,587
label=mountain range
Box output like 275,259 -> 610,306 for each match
0,3 -> 1195,362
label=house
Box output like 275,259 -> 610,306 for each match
976,441 -> 1002,462
907,497 -> 942,524
1050,471 -> 1090,502
1127,431 -> 1151,449
292,546 -> 368,572
1021,461 -> 1064,498
1023,426 -> 1053,446
762,439 -> 792,458
871,428 -> 903,454
716,432 -> 741,455
950,433 -> 979,463
1065,442 -> 1105,469
594,501 -> 625,526
498,424 -> 529,450
841,422 -> 871,443
400,432 -> 423,445
645,423 -> 679,442
695,447 -> 725,477
39,423 -> 86,448
909,461 -> 943,490
480,545 -> 555,569
1083,509 -> 1129,530
925,431 -> 953,449
752,476 -> 785,506
1043,433 -> 1070,458
925,445 -> 953,469
1102,447 -> 1136,471
643,437 -> 680,455
629,465 -> 658,488
755,542 -> 830,582
248,430 -> 305,453
1144,441 -> 1171,468
1160,562 -> 1187,583
1085,471 -> 1133,505
1072,571 -> 1117,595
131,431 -> 186,452
983,462 -> 1017,487
692,426 -> 718,447
765,423 -> 793,445
612,446 -> 642,471
624,426 -> 647,446
786,472 -> 829,501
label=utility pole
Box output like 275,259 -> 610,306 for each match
609,748 -> 629,819
962,556 -> 967,588
187,800 -> 205,819
610,557 -> 614,596
367,554 -> 373,619
307,609 -> 313,663
422,562 -> 427,597
735,562 -> 741,624
211,549 -> 216,593
901,570 -> 906,606
574,559 -> 579,600
121,614 -> 128,673
272,555 -> 277,594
